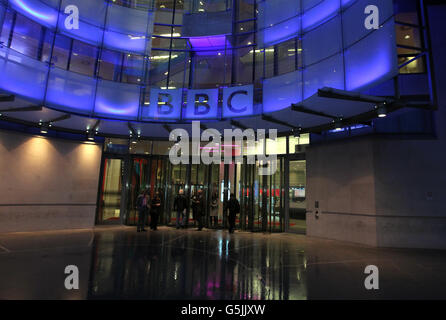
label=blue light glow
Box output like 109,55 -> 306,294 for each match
0,0 -> 398,122
263,71 -> 302,113
189,35 -> 230,52
261,16 -> 301,47
104,30 -> 147,54
11,0 -> 57,27
302,0 -> 340,31
345,21 -> 397,91
45,68 -> 96,114
14,0 -> 51,20
257,0 -> 301,47
94,81 -> 140,119
58,17 -> 103,46
0,46 -> 47,102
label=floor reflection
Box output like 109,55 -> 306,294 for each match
1,226 -> 446,299
87,229 -> 307,300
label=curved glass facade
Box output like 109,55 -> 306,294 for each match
0,0 -> 398,122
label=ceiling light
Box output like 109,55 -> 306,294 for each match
377,105 -> 387,118
87,130 -> 95,141
293,127 -> 302,138
40,123 -> 49,134
334,119 -> 343,130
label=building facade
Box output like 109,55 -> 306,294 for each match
0,0 -> 444,248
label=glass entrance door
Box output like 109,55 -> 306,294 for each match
127,157 -> 150,225
101,154 -> 288,232
126,157 -> 168,226
265,158 -> 285,232
97,158 -> 124,224
238,158 -> 284,232
288,160 -> 307,234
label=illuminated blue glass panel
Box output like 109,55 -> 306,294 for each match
144,88 -> 183,120
0,4 -> 7,37
45,67 -> 96,114
302,0 -> 340,32
302,0 -> 324,12
0,46 -> 47,102
61,0 -> 106,27
103,30 -> 147,54
257,0 -> 301,47
341,0 -> 355,7
185,89 -> 219,120
263,70 -> 302,113
39,0 -> 60,7
57,17 -> 103,46
303,15 -> 341,66
258,15 -> 301,48
106,4 -> 151,36
94,80 -> 140,119
10,0 -> 58,28
303,54 -> 344,99
222,85 -> 254,118
344,19 -> 397,91
342,0 -> 394,48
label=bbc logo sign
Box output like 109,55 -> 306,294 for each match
142,85 -> 254,120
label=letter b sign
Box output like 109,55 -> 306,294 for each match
146,88 -> 182,119
185,89 -> 218,119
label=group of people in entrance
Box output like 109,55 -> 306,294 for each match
136,191 -> 162,232
136,188 -> 240,233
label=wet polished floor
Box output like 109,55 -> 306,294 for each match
0,226 -> 445,300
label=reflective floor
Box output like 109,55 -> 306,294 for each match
0,226 -> 446,300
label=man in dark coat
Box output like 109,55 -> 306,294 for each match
226,193 -> 240,233
193,189 -> 206,231
173,189 -> 188,229
136,190 -> 149,232
150,191 -> 162,231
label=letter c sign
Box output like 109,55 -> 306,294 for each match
222,85 -> 254,118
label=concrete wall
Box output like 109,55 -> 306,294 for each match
306,138 -> 378,247
0,130 -> 102,233
306,137 -> 446,249
306,4 -> 446,249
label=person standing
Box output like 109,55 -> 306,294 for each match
227,193 -> 240,234
193,189 -> 205,231
136,190 -> 149,232
150,191 -> 162,231
209,191 -> 218,228
174,189 -> 188,229
191,190 -> 198,227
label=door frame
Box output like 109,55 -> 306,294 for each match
95,152 -> 128,225
284,153 -> 306,233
